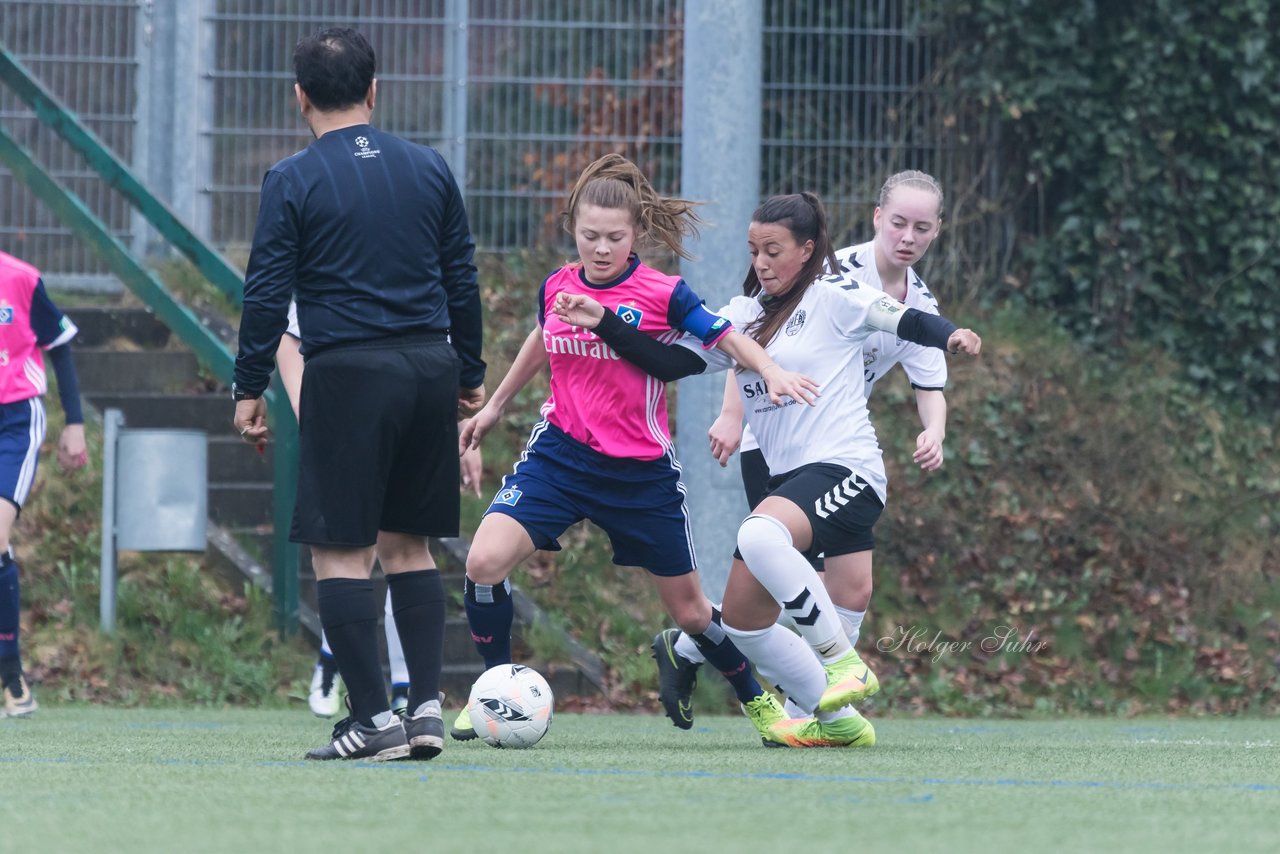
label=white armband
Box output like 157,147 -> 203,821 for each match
866,295 -> 907,335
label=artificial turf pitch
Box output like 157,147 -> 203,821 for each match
2,707 -> 1276,853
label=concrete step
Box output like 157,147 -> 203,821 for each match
209,481 -> 273,527
74,349 -> 204,394
207,435 -> 275,482
65,306 -> 172,349
86,392 -> 237,436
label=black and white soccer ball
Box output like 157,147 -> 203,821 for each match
468,664 -> 554,749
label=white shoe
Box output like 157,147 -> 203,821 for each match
308,662 -> 341,718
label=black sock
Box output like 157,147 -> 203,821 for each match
0,552 -> 21,669
316,578 -> 387,726
386,569 -> 446,714
464,577 -> 513,668
689,608 -> 764,704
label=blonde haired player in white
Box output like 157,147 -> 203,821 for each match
554,189 -> 980,746
276,300 -> 483,717
652,170 -> 954,727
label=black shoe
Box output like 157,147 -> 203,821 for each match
651,628 -> 700,730
403,693 -> 445,760
305,712 -> 409,761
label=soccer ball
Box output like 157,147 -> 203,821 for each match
468,664 -> 554,749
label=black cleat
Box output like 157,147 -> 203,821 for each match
305,712 -> 410,761
403,693 -> 445,760
651,628 -> 700,730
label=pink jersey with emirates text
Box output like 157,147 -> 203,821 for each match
538,256 -> 731,460
0,251 -> 78,405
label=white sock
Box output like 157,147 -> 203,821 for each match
817,705 -> 860,723
384,589 -> 409,686
673,630 -> 706,665
724,621 -> 827,715
835,606 -> 865,648
736,515 -> 851,661
411,696 -> 441,719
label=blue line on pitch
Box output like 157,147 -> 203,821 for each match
424,762 -> 1280,794
4,752 -> 1277,795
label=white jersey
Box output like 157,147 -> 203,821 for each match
688,275 -> 919,503
740,240 -> 947,453
286,299 -> 301,339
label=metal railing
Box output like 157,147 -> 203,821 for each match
0,45 -> 301,633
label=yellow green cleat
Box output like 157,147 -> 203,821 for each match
817,647 -> 879,712
449,704 -> 477,742
741,691 -> 788,746
767,711 -> 876,748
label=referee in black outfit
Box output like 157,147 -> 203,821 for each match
232,28 -> 485,762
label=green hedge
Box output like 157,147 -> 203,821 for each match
939,0 -> 1279,413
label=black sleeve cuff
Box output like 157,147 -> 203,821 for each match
897,309 -> 959,351
46,344 -> 84,424
594,309 -> 707,382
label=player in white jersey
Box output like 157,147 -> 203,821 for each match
452,155 -> 818,744
276,300 -> 483,717
655,171 -> 950,725
553,191 -> 980,746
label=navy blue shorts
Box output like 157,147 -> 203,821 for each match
0,397 -> 45,512
485,421 -> 697,576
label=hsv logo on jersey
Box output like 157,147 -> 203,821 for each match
616,304 -> 644,327
493,487 -> 523,507
785,309 -> 807,336
0,303 -> 12,325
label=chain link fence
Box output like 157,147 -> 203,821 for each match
2,0 -> 994,287
0,0 -> 141,287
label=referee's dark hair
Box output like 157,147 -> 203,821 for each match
294,27 -> 376,111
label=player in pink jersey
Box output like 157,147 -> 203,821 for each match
451,154 -> 817,743
553,191 -> 981,746
0,251 -> 89,718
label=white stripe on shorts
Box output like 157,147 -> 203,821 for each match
14,397 -> 46,507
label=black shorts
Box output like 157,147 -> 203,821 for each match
291,335 -> 461,547
739,447 -> 771,510
739,448 -> 826,569
739,462 -> 883,560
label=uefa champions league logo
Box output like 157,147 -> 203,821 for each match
353,136 -> 380,159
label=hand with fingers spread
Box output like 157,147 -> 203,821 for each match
758,362 -> 820,407
708,411 -> 743,467
459,418 -> 484,497
552,292 -> 605,330
912,427 -> 945,472
460,404 -> 501,453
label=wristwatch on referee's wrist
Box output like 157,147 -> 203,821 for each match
231,382 -> 260,402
